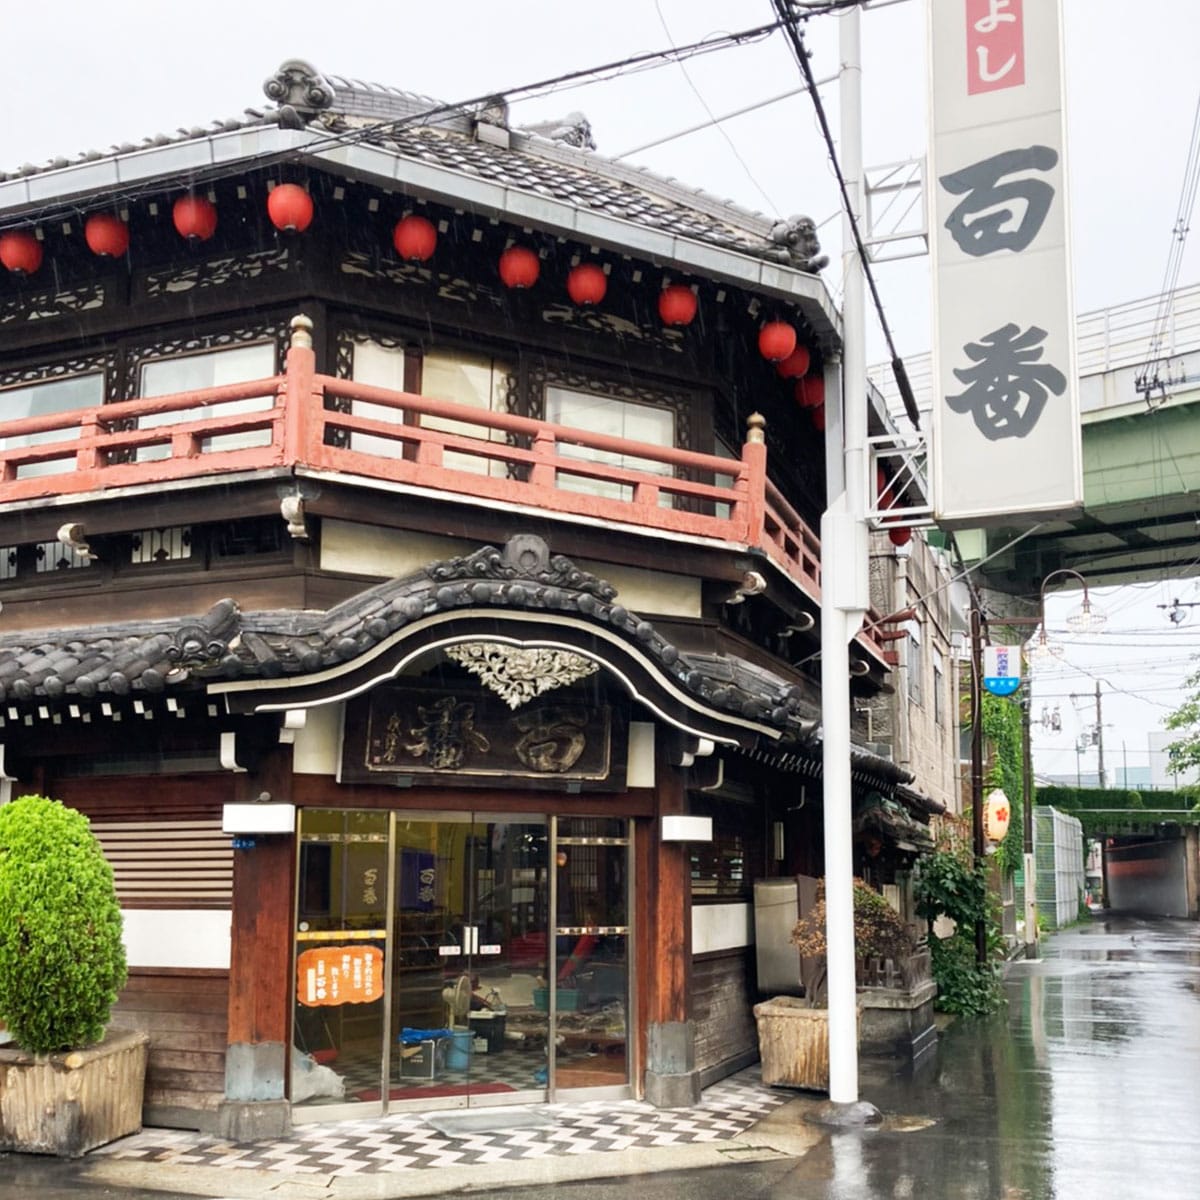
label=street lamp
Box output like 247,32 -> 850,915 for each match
1027,568 -> 1107,667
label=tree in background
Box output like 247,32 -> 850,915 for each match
1164,665 -> 1200,790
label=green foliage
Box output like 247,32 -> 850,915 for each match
981,693 -> 1025,875
1037,785 -> 1200,835
913,830 -> 1005,1017
1164,665 -> 1200,778
926,932 -> 1003,1016
1038,785 -> 1145,811
0,795 -> 127,1054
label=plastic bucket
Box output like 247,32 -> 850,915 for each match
446,1029 -> 473,1070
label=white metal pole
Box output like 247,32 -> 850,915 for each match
820,2 -> 869,1107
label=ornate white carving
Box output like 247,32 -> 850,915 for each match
444,643 -> 598,709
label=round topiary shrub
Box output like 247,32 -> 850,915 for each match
0,794 -> 127,1054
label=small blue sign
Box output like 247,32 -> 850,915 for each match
983,644 -> 1022,696
231,836 -> 257,850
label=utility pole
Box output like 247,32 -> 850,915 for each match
1021,690 -> 1037,958
1095,680 -> 1105,788
969,606 -> 987,965
815,1 -> 871,1111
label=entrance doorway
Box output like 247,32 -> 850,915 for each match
291,810 -> 631,1119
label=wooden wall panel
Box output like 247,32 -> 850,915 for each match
691,949 -> 759,1080
110,969 -> 229,1127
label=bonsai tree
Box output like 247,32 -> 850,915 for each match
791,877 -> 916,1005
0,794 -> 127,1054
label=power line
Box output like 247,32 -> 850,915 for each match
770,0 -> 921,430
4,18 -> 789,231
651,1 -> 782,215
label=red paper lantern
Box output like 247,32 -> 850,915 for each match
811,403 -> 826,431
795,375 -> 824,409
0,230 -> 43,275
566,262 -> 607,306
887,526 -> 913,547
758,320 -> 797,362
658,284 -> 698,326
393,214 -> 437,261
84,213 -> 129,258
775,345 -> 811,379
499,245 -> 540,289
267,183 -> 314,233
173,194 -> 218,242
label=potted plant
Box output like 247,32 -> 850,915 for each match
754,878 -> 917,1090
0,794 -> 149,1157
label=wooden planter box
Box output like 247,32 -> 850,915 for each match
753,996 -> 861,1092
0,1028 -> 150,1157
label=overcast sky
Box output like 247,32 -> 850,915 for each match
3,0 -> 1198,779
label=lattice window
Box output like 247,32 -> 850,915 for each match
35,541 -> 92,573
131,526 -> 193,565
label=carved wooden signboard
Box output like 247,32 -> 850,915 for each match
342,685 -> 623,790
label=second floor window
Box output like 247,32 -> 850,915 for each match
137,343 -> 276,459
0,372 -> 103,478
544,386 -> 675,502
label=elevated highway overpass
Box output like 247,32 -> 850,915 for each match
873,283 -> 1200,596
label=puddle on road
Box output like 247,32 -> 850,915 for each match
881,1114 -> 937,1133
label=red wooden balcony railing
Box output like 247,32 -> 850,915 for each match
0,316 -> 893,666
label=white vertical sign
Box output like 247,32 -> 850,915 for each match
929,0 -> 1082,525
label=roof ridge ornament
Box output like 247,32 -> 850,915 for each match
263,60 -> 335,124
522,111 -> 597,152
426,536 -> 618,603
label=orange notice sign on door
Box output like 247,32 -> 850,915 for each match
297,945 -> 384,1007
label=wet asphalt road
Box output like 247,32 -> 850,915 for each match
3,912 -> 1197,1199
501,913 -> 1200,1199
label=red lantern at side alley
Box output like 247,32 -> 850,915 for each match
267,183 -> 314,233
0,231 -> 43,275
173,194 -> 218,242
795,375 -> 824,409
499,245 -> 540,289
393,214 -> 437,262
887,526 -> 913,547
775,345 -> 811,379
658,284 -> 697,326
758,320 -> 797,363
84,213 -> 130,258
566,262 -> 607,306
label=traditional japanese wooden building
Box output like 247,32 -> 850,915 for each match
0,61 -> 932,1136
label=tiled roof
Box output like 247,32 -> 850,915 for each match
0,62 -> 826,273
0,538 -> 815,739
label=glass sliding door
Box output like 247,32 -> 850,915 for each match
291,809 -> 630,1118
551,817 -> 631,1096
387,816 -> 551,1109
292,809 -> 391,1118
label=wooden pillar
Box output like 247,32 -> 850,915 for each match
218,741 -> 295,1140
641,742 -> 700,1108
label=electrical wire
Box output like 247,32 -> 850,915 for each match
651,1 -> 781,215
770,0 -> 922,430
1,18 -> 790,231
1134,84 -> 1200,405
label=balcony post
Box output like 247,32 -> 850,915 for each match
741,412 -> 767,547
281,314 -> 316,463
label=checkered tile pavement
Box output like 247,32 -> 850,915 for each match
90,1067 -> 786,1176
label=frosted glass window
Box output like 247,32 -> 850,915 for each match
138,343 -> 275,459
545,386 -> 675,502
349,341 -> 408,459
420,351 -> 510,475
0,372 -> 103,478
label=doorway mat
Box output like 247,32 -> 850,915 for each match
353,1082 -> 515,1103
425,1106 -> 558,1137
